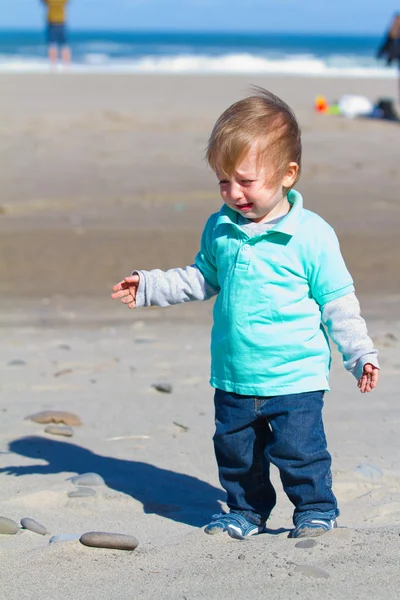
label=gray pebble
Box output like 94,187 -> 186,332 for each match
44,425 -> 74,437
355,463 -> 383,480
20,518 -> 47,535
69,473 -> 105,487
58,344 -> 71,351
80,531 -> 139,551
294,564 -> 330,579
68,487 -> 96,498
0,517 -> 19,535
295,539 -> 318,549
7,359 -> 26,366
49,534 -> 80,544
238,554 -> 246,560
152,382 -> 172,393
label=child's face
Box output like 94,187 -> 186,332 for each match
216,145 -> 298,223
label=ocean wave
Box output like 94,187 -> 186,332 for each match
0,52 -> 396,78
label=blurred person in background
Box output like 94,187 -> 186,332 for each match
377,13 -> 400,100
42,0 -> 71,66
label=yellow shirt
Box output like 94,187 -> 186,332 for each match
45,0 -> 68,24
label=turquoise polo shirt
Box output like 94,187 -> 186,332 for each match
195,189 -> 354,396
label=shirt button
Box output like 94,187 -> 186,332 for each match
243,244 -> 250,251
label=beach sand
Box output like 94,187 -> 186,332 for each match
1,73 -> 399,599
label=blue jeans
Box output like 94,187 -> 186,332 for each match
213,389 -> 339,526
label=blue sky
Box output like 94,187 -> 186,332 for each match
1,0 -> 399,34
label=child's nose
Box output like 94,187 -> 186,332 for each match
230,181 -> 243,199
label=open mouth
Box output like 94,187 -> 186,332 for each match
236,203 -> 253,211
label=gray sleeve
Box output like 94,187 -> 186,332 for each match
321,292 -> 379,380
133,264 -> 219,308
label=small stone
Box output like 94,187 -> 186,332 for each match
58,344 -> 71,351
21,518 -> 47,535
69,473 -> 105,486
294,564 -> 330,579
49,534 -> 80,544
53,368 -> 73,378
295,539 -> 318,549
26,410 -> 82,426
0,517 -> 19,534
7,359 -> 26,366
152,382 -> 172,393
80,531 -> 139,551
68,487 -> 96,498
238,554 -> 246,560
355,463 -> 383,480
44,425 -> 74,437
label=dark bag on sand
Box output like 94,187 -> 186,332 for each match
375,98 -> 399,121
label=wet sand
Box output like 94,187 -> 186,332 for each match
0,73 -> 399,321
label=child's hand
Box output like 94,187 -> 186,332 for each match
111,274 -> 140,309
357,363 -> 379,393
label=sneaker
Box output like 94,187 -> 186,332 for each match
290,518 -> 337,538
204,513 -> 265,539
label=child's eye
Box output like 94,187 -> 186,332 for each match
218,180 -> 229,185
241,180 -> 253,185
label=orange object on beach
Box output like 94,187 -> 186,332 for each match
315,95 -> 329,112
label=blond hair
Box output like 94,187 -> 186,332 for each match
206,87 -> 301,191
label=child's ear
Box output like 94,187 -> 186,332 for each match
282,162 -> 299,188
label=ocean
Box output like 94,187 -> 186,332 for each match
0,29 -> 396,77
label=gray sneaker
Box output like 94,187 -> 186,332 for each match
204,513 -> 265,539
290,518 -> 337,538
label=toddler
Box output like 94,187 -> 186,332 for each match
112,88 -> 379,539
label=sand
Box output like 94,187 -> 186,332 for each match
0,73 -> 399,599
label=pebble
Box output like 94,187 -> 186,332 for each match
295,539 -> 318,549
7,359 -> 26,366
68,487 -> 96,498
152,382 -> 172,393
25,410 -> 82,426
294,564 -> 330,579
69,473 -> 105,486
53,368 -> 73,378
80,531 -> 139,551
57,344 -> 71,351
355,463 -> 383,480
0,517 -> 19,535
20,518 -> 47,535
49,534 -> 80,544
44,425 -> 74,437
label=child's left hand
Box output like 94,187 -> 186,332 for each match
357,363 -> 379,393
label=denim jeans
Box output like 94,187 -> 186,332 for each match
213,389 -> 339,526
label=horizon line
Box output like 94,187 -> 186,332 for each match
0,27 -> 384,37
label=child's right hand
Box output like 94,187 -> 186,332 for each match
111,274 -> 140,309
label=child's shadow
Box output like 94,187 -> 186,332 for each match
1,436 -> 224,528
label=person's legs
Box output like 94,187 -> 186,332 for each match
59,24 -> 71,66
47,23 -> 59,66
48,44 -> 59,66
61,45 -> 71,66
47,23 -> 70,66
210,389 -> 276,529
259,391 -> 338,533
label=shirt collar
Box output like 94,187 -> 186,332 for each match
218,188 -> 303,238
